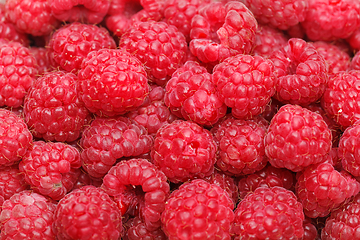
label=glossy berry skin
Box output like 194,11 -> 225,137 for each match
124,217 -> 167,240
53,185 -> 123,240
0,190 -> 56,239
161,179 -> 235,240
265,104 -> 332,172
150,120 -> 217,183
77,48 -> 149,117
0,165 -> 29,200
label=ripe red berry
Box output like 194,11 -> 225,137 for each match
0,164 -> 29,200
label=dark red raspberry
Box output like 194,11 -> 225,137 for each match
53,185 -> 123,240
0,190 -> 56,239
124,217 -> 167,240
260,98 -> 283,122
29,47 -> 53,76
189,1 -> 258,64
231,186 -> 305,239
350,50 -> 360,71
48,22 -> 116,73
77,48 -> 149,117
164,61 -> 227,126
119,20 -> 187,86
150,120 -> 217,183
72,167 -> 102,190
295,162 -> 360,218
0,164 -> 29,200
80,117 -> 153,178
269,38 -> 329,106
19,141 -> 82,200
302,217 -> 319,240
265,104 -> 332,172
286,22 -> 306,39
161,179 -> 234,240
347,28 -> 360,51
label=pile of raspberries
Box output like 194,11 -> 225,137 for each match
1,0 -> 360,239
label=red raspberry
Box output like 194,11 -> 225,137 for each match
0,164 -> 29,200
24,71 -> 91,143
29,47 -> 53,76
124,217 -> 167,240
164,61 -> 227,126
286,22 -> 306,39
119,20 -> 187,86
48,22 -> 116,73
107,0 -> 164,16
347,28 -> 360,51
189,1 -> 258,64
161,179 -> 234,240
150,120 -> 217,183
295,162 -> 360,218
350,50 -> 360,71
77,48 -> 149,117
265,104 -> 332,172
302,217 -> 319,240
80,117 -> 153,178
0,190 -> 56,239
231,186 -> 305,239
19,141 -> 82,200
53,185 -> 123,240
260,98 -> 283,122
269,38 -> 328,106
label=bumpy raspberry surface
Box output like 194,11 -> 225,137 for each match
347,28 -> 360,51
29,47 -> 53,76
295,162 -> 360,218
0,4 -> 28,46
0,190 -> 56,239
53,185 -> 123,240
350,50 -> 360,71
150,120 -> 217,183
189,1 -> 258,64
164,61 -> 227,126
213,54 -> 276,119
119,20 -> 187,86
80,117 -> 153,178
19,141 -> 82,200
269,38 -> 328,106
0,165 -> 29,200
124,217 -> 167,240
161,179 -> 234,240
231,186 -> 304,239
265,104 -> 332,172
48,22 -> 116,73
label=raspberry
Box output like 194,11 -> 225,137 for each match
0,190 -> 56,239
19,141 -> 82,200
269,38 -> 328,106
260,98 -> 283,122
161,179 -> 234,240
150,120 -> 217,183
72,167 -> 102,190
347,28 -> 360,51
0,164 -> 29,200
302,217 -> 319,240
295,162 -> 360,218
350,50 -> 360,71
80,117 -> 153,178
53,185 -> 123,240
164,61 -> 227,126
265,104 -> 332,172
24,71 -> 91,143
119,20 -> 187,86
124,217 -> 167,240
189,1 -> 258,64
29,47 -> 53,76
48,22 -> 116,73
77,48 -> 149,117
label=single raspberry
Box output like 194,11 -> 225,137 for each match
124,217 -> 167,240
302,217 -> 319,240
102,158 -> 170,231
269,38 -> 329,106
0,164 -> 29,200
161,179 -> 234,240
53,185 -> 123,240
231,186 -> 305,239
189,1 -> 258,64
48,22 -> 116,73
265,104 -> 332,172
164,61 -> 227,126
119,20 -> 187,86
0,190 -> 56,239
19,141 -> 82,200
29,47 -> 53,76
150,120 -> 217,183
80,117 -> 153,178
78,48 -> 149,117
295,162 -> 360,218
301,0 -> 360,41
24,71 -> 91,143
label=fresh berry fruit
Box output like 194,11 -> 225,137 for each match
302,217 -> 319,240
347,28 -> 360,51
150,120 -> 217,183
80,117 -> 153,178
0,190 -> 56,239
53,185 -> 123,240
29,47 -> 53,76
161,179 -> 235,240
213,53 -> 276,119
113,184 -> 144,218
124,217 -> 167,240
265,104 -> 332,172
0,164 -> 29,200
164,61 -> 227,126
24,71 -> 91,143
48,22 -> 116,73
269,38 -> 328,106
232,186 -> 305,239
77,48 -> 149,117
19,141 -> 82,200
